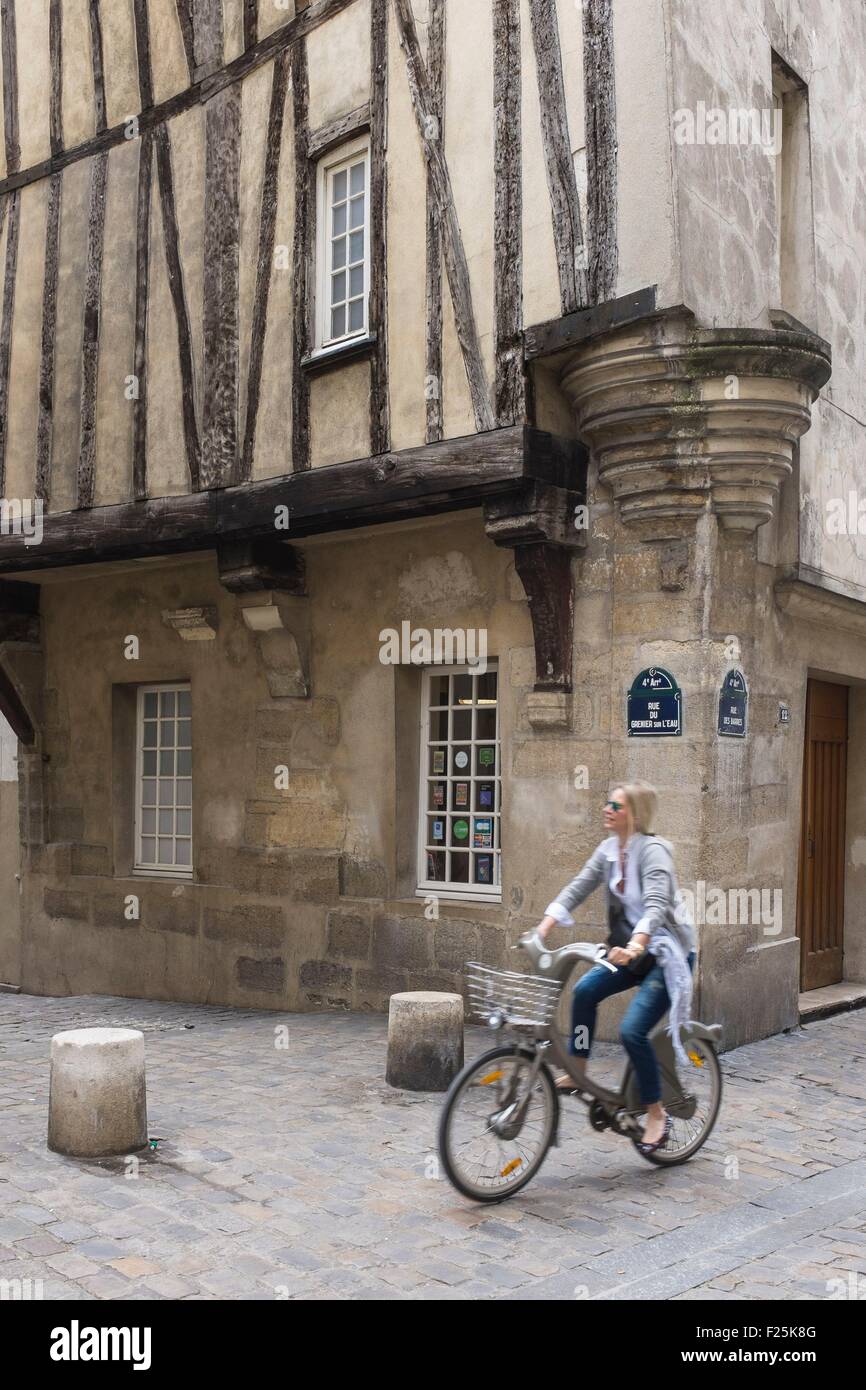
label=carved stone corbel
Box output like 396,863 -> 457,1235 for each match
559,308 -> 831,532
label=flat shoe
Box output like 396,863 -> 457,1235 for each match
554,1074 -> 581,1094
636,1113 -> 672,1155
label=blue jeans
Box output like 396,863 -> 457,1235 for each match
569,950 -> 696,1106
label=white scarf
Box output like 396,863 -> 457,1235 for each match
650,931 -> 695,1070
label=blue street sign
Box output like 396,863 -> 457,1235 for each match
627,667 -> 682,737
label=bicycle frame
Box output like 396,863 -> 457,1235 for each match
514,933 -> 721,1140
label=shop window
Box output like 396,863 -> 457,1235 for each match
134,685 -> 192,877
417,665 -> 501,901
316,137 -> 370,351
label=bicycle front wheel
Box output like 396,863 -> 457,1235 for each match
438,1045 -> 558,1202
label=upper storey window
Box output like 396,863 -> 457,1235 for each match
317,138 -> 370,350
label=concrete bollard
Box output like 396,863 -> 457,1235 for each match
386,991 -> 464,1092
47,1028 -> 148,1158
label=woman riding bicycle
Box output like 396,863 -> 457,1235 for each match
535,780 -> 695,1155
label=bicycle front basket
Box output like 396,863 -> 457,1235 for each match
465,961 -> 562,1032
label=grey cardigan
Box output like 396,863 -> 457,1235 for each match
545,833 -> 696,957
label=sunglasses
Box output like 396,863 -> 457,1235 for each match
605,799 -> 623,812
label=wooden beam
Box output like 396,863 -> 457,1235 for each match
132,0 -> 154,109
0,428 -> 584,572
0,0 -> 19,175
49,0 -> 63,154
244,0 -> 258,50
290,40 -> 312,472
528,0 -> 588,315
132,133 -> 153,500
154,124 -> 201,490
307,102 -> 370,161
191,0 -> 223,80
524,286 -> 658,361
201,82 -> 242,487
493,0 -> 524,425
424,0 -> 444,445
0,0 -> 362,199
241,50 -> 290,482
174,0 -> 196,83
77,151 -> 109,509
0,661 -> 34,743
216,537 -> 306,594
0,189 -> 20,498
35,172 -> 62,504
369,0 -> 390,455
392,0 -> 494,433
583,0 -> 617,303
513,542 -> 574,692
88,0 -> 107,134
132,0 -> 155,500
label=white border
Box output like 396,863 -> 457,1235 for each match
315,135 -> 371,352
134,683 -> 193,880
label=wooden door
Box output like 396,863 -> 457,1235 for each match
797,679 -> 848,990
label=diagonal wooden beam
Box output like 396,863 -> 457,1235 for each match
493,0 -> 524,425
132,0 -> 155,498
392,0 -> 494,433
154,124 -> 201,491
582,0 -> 617,303
88,0 -> 107,134
174,0 -> 196,83
241,50 -> 290,482
528,0 -> 589,314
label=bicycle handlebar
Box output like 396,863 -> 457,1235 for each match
515,929 -> 618,976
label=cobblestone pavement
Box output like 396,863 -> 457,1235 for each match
2,990 -> 866,1301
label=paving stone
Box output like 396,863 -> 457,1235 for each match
1,989 -> 866,1301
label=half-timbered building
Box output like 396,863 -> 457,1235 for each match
0,0 -> 863,1048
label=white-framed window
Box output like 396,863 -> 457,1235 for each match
316,136 -> 370,351
134,684 -> 192,877
416,665 -> 501,902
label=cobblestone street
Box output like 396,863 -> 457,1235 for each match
2,991 -> 866,1301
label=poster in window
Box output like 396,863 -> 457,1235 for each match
432,783 -> 445,809
432,819 -> 444,841
473,818 -> 493,849
432,749 -> 445,774
479,784 -> 494,809
479,746 -> 495,768
454,749 -> 469,770
453,819 -> 469,842
476,856 -> 492,884
455,782 -> 469,809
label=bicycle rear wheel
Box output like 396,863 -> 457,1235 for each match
632,1036 -> 722,1166
438,1045 -> 558,1202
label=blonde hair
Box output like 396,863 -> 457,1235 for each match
616,780 -> 658,835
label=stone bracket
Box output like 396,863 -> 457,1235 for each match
237,591 -> 310,700
513,543 -> 575,698
483,481 -> 586,550
162,606 -> 219,641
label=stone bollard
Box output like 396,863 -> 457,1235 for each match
386,991 -> 464,1092
48,1028 -> 148,1158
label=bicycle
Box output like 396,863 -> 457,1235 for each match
438,929 -> 723,1202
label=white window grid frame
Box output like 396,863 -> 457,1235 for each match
315,135 -> 371,353
134,683 -> 193,880
416,663 -> 502,904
